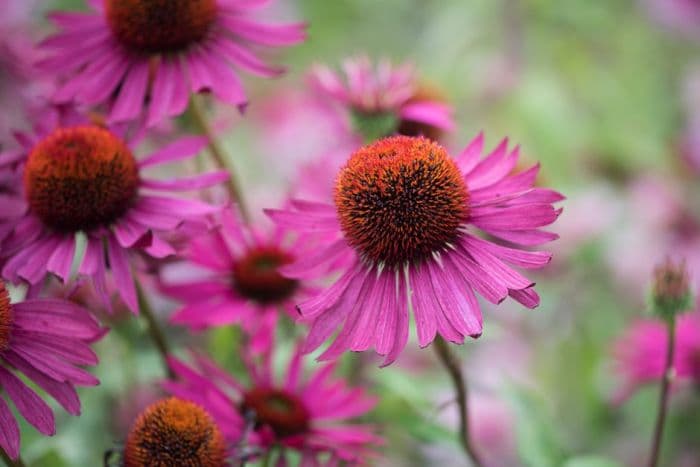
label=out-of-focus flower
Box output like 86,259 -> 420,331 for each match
0,109 -> 227,314
163,208 -> 318,354
606,175 -> 700,298
122,397 -> 227,467
612,310 -> 700,403
429,392 -> 517,467
267,135 -> 563,365
680,65 -> 700,174
110,384 -> 162,438
310,56 -> 454,143
164,348 -> 381,465
0,281 -> 105,459
0,163 -> 24,248
39,0 -> 306,127
641,0 -> 700,40
0,0 -> 48,141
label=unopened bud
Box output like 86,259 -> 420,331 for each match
651,258 -> 693,320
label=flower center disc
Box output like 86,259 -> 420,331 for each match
106,0 -> 217,54
0,282 -> 12,352
124,397 -> 226,467
335,135 -> 469,266
242,387 -> 310,437
232,247 -> 299,304
24,125 -> 138,232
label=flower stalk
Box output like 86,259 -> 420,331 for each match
433,337 -> 484,467
136,282 -> 174,379
189,94 -> 250,221
647,316 -> 676,467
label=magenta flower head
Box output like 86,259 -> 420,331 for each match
0,281 -> 105,459
39,0 -> 306,127
0,110 -> 227,314
267,135 -> 563,365
163,208 -> 318,354
310,56 -> 455,142
612,310 -> 700,403
164,348 -> 381,465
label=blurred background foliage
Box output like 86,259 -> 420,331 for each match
17,0 -> 700,465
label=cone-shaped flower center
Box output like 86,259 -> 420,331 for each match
242,387 -> 310,438
124,397 -> 226,467
106,0 -> 217,54
232,247 -> 299,304
335,135 -> 469,266
0,282 -> 13,352
24,125 -> 138,232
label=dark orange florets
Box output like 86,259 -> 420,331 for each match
242,387 -> 310,438
106,0 -> 217,54
335,136 -> 469,267
24,125 -> 138,232
232,246 -> 299,304
0,282 -> 12,352
124,397 -> 227,467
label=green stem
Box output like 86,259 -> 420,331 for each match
647,317 -> 677,467
433,337 -> 485,467
189,94 -> 250,221
136,282 -> 174,379
260,448 -> 273,467
0,447 -> 25,467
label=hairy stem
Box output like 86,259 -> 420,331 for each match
433,337 -> 485,467
136,282 -> 174,379
647,317 -> 676,467
189,94 -> 250,221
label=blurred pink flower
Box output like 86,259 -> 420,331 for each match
680,65 -> 700,174
0,0 -> 50,141
164,348 -> 381,465
310,55 -> 454,142
162,208 -> 318,354
612,310 -> 700,403
110,384 -> 162,438
641,0 -> 700,40
606,176 -> 700,298
431,392 -> 517,467
39,0 -> 306,126
0,281 -> 105,459
0,110 -> 227,314
267,135 -> 562,365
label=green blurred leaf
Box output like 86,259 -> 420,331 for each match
562,455 -> 624,467
507,388 -> 567,467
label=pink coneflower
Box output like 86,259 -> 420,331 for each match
0,281 -> 104,459
612,310 -> 700,403
39,0 -> 306,127
641,0 -> 700,40
163,209 -> 317,353
0,114 -> 227,314
267,135 -> 563,365
164,348 -> 381,465
310,56 -> 454,142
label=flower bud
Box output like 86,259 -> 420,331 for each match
651,258 -> 693,320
